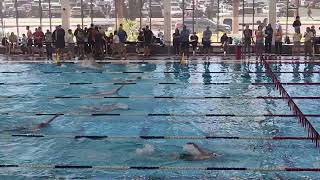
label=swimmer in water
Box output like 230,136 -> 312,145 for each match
1,114 -> 61,133
112,76 -> 142,83
179,142 -> 219,161
80,103 -> 129,112
79,59 -> 103,69
83,85 -> 125,97
135,142 -> 219,161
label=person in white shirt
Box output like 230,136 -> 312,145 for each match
66,29 -> 75,59
292,29 -> 302,60
304,27 -> 314,60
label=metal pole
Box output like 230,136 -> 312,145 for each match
90,0 -> 93,24
14,0 -> 19,37
149,0 -> 151,29
115,0 -> 118,30
81,0 -> 84,28
252,0 -> 255,30
139,0 -> 142,29
192,0 -> 195,33
182,0 -> 185,25
39,0 -> 42,28
285,0 -> 289,38
217,0 -> 220,40
242,0 -> 244,39
49,0 -> 52,32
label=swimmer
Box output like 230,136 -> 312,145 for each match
95,85 -> 124,95
1,114 -> 61,133
112,76 -> 142,83
80,103 -> 129,112
83,85 -> 125,97
135,142 -> 219,161
78,59 -> 103,69
179,142 -> 219,161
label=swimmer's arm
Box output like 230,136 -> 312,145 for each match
32,114 -> 61,131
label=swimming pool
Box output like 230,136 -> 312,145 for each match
0,62 -> 319,179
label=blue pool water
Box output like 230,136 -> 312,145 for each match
0,62 -> 319,179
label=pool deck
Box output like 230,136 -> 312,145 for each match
0,54 -> 320,64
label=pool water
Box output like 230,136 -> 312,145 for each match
0,62 -> 319,179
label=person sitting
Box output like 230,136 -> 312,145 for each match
220,33 -> 229,56
136,30 -> 144,54
1,37 -> 9,54
20,34 -> 28,54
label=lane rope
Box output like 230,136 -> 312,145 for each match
262,58 -> 320,147
0,164 -> 319,172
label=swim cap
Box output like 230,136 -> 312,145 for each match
116,103 -> 129,110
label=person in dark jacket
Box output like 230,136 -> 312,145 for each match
264,24 -> 273,54
173,28 -> 181,56
52,25 -> 65,64
293,16 -> 301,33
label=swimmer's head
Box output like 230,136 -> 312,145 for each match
137,76 -> 142,80
115,103 -> 129,110
136,144 -> 155,155
183,142 -> 203,156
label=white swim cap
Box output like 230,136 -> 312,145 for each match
116,103 -> 129,110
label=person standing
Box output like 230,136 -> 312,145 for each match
274,27 -> 283,59
255,25 -> 264,60
20,34 -> 28,54
143,25 -> 153,57
202,26 -> 212,59
264,24 -> 273,56
66,29 -> 75,60
34,27 -> 45,57
190,32 -> 198,56
304,27 -> 314,60
180,25 -> 190,58
107,32 -> 114,55
52,25 -> 65,63
87,24 -> 96,54
307,4 -> 313,19
74,24 -> 85,59
8,32 -> 18,54
118,24 -> 128,59
311,26 -> 318,55
243,24 -> 253,57
220,33 -> 229,56
26,26 -> 33,54
173,28 -> 181,56
292,29 -> 302,60
112,30 -> 120,57
292,16 -> 301,33
44,30 -> 53,60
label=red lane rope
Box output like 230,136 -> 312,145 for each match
262,58 -> 320,147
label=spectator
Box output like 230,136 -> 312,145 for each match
274,27 -> 283,59
264,24 -> 273,55
136,30 -> 144,54
1,37 -> 9,54
45,30 -> 53,60
74,24 -> 85,59
34,27 -> 45,57
190,32 -> 198,56
106,32 -> 113,55
84,27 -> 90,54
255,25 -> 264,60
243,24 -> 253,57
143,25 -> 153,57
304,27 -> 314,60
112,30 -> 118,56
220,33 -> 229,56
180,25 -> 190,57
52,25 -> 65,62
311,26 -> 318,54
8,32 -> 18,54
172,28 -> 181,56
292,29 -> 302,60
26,26 -> 33,54
94,26 -> 105,58
158,29 -> 164,46
118,24 -> 128,59
20,34 -> 28,54
202,26 -> 212,58
66,29 -> 75,60
87,24 -> 96,54
293,16 -> 301,33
